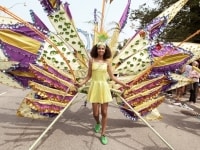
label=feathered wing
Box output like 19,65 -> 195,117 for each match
17,1 -> 90,118
0,47 -> 22,88
0,15 -> 35,88
0,1 -> 88,118
108,0 -> 131,56
173,42 -> 200,64
45,2 -> 89,69
112,0 -> 189,74
111,0 -> 192,120
167,73 -> 192,91
0,10 -> 48,87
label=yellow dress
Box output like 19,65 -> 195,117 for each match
87,61 -> 113,104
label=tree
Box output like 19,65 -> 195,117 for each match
129,0 -> 200,43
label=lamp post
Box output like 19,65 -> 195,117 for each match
0,2 -> 26,16
8,2 -> 26,9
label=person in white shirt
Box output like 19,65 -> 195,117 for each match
188,61 -> 200,103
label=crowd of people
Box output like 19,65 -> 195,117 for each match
170,60 -> 200,106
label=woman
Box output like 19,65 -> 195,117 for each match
188,61 -> 200,104
78,42 -> 129,145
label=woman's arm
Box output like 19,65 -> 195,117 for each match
78,58 -> 92,87
107,61 -> 129,88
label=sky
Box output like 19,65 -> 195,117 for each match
0,0 -> 155,42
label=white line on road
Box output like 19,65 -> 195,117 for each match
0,92 -> 7,96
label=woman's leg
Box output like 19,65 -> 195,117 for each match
176,88 -> 181,101
92,103 -> 100,124
193,82 -> 199,103
189,83 -> 195,102
100,103 -> 108,136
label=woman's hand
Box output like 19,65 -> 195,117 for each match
69,84 -> 78,92
75,78 -> 86,88
74,82 -> 81,88
123,83 -> 130,89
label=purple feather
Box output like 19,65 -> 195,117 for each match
0,23 -> 46,42
30,10 -> 49,31
0,41 -> 38,67
119,0 -> 131,30
44,63 -> 73,82
149,43 -> 193,73
63,2 -> 72,20
38,0 -> 62,15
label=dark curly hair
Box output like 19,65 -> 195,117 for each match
90,44 -> 112,60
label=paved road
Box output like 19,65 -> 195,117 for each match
0,85 -> 199,150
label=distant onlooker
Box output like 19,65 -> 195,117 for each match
188,61 -> 200,104
174,64 -> 191,102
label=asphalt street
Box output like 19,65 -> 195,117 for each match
0,84 -> 199,150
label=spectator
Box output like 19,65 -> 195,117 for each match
188,61 -> 200,104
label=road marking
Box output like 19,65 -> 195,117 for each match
0,92 -> 7,96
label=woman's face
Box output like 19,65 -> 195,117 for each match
97,45 -> 105,56
192,61 -> 198,67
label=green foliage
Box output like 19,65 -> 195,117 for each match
129,0 -> 200,43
